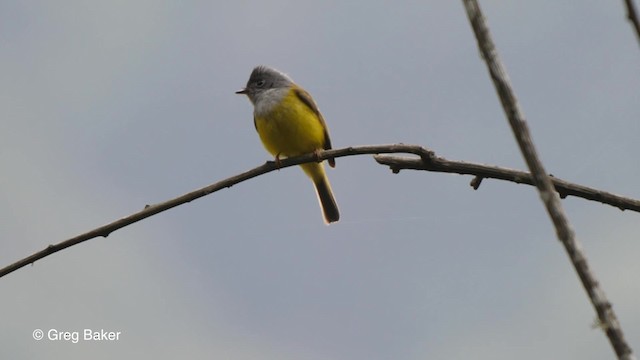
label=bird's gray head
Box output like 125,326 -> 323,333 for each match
236,66 -> 293,104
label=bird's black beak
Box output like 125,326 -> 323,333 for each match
235,88 -> 247,94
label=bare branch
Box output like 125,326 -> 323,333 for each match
0,144 -> 426,279
462,1 -> 635,358
624,0 -> 640,47
374,154 -> 640,212
2,143 -> 639,280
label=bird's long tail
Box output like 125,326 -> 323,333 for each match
302,163 -> 340,224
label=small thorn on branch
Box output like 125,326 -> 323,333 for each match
470,176 -> 483,190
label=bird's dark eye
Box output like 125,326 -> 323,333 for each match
256,79 -> 266,87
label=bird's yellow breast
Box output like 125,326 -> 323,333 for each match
254,87 -> 326,158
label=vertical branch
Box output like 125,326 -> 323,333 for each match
461,1 -> 635,359
624,0 -> 640,47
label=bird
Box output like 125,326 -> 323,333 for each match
236,66 -> 340,224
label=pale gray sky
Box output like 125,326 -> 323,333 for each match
2,1 -> 639,359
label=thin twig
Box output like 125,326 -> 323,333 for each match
624,0 -> 640,47
2,143 -> 639,280
374,154 -> 640,212
462,1 -> 635,359
0,144 -> 425,279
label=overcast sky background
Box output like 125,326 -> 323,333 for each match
2,1 -> 639,359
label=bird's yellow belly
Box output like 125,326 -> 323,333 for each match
254,90 -> 325,158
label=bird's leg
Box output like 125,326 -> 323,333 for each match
274,153 -> 282,169
312,149 -> 321,163
313,149 -> 335,167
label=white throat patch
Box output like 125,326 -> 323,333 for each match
253,87 -> 289,116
